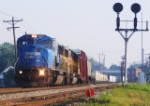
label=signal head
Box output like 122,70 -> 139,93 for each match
131,3 -> 141,13
113,3 -> 123,13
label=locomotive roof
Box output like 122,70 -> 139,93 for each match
18,34 -> 53,40
72,49 -> 85,55
72,49 -> 81,54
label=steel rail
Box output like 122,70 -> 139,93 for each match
0,84 -> 90,94
0,84 -> 115,106
0,89 -> 86,105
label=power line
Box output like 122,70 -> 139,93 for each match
0,11 -> 12,17
24,20 -> 37,32
19,23 -> 33,33
0,11 -> 37,33
17,29 -> 26,33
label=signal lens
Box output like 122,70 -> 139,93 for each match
113,3 -> 123,13
131,3 -> 141,13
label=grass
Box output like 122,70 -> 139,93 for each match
85,83 -> 150,106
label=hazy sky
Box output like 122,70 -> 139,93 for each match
0,0 -> 150,68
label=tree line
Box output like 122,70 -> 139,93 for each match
0,42 -> 15,80
0,42 -> 15,72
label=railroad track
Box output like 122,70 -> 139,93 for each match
0,83 -> 115,106
0,84 -> 89,94
0,84 -> 94,101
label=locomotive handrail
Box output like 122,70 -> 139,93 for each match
42,56 -> 48,68
0,66 -> 14,74
13,57 -> 19,74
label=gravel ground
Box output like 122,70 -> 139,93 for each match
0,86 -> 89,101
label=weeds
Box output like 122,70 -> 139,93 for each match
85,83 -> 150,106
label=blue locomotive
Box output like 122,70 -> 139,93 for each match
14,34 -> 92,87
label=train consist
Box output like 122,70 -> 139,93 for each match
14,34 -> 117,87
14,34 -> 93,87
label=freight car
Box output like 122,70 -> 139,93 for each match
14,34 -> 92,87
91,71 -> 108,84
108,75 -> 117,83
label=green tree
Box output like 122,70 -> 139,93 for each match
89,57 -> 107,71
0,42 -> 15,73
143,67 -> 150,81
109,64 -> 120,70
129,63 -> 141,68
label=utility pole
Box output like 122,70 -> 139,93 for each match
98,53 -> 101,72
98,52 -> 104,73
113,3 -> 148,86
103,54 -> 106,74
3,17 -> 23,61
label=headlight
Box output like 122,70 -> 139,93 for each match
39,69 -> 45,76
19,70 -> 23,74
36,48 -> 40,52
32,34 -> 37,38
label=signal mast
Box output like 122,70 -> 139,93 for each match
113,3 -> 149,86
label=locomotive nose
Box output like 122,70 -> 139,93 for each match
18,45 -> 48,69
25,47 -> 46,69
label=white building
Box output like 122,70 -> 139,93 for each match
138,72 -> 146,84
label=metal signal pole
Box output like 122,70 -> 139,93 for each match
113,3 -> 148,86
141,12 -> 144,72
3,17 -> 23,61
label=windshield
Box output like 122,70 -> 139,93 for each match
35,39 -> 52,49
18,39 -> 52,49
18,39 -> 34,48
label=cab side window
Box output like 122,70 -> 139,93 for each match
44,40 -> 52,49
18,41 -> 27,48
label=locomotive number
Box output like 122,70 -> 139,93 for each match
25,52 -> 41,59
25,52 -> 40,55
